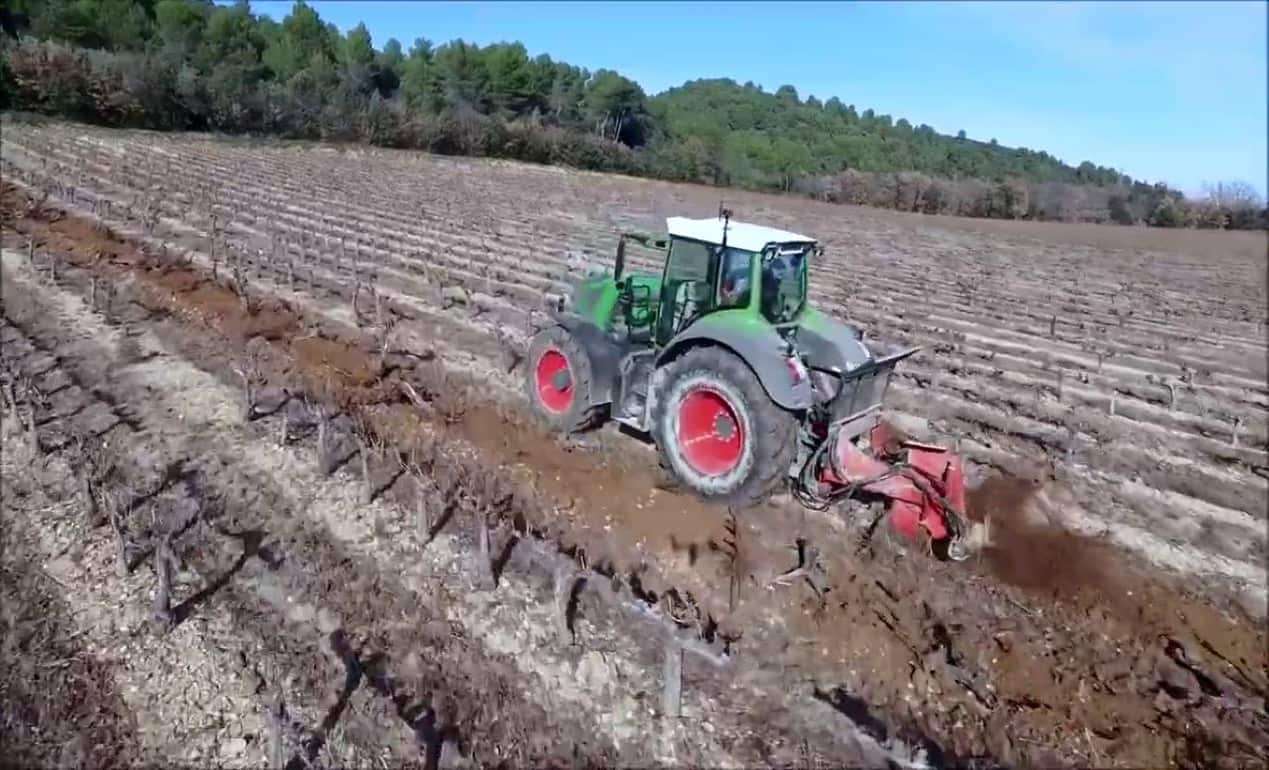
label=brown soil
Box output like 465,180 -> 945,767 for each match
4,180 -> 1267,768
459,404 -> 729,554
968,475 -> 1113,592
290,335 -> 380,386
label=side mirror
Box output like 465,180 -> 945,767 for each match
614,237 -> 626,282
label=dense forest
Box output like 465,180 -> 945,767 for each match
1,0 -> 1263,229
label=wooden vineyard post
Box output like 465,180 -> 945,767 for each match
553,564 -> 577,645
414,469 -> 431,540
1109,394 -> 1117,417
474,510 -> 496,590
104,488 -> 132,578
356,424 -> 375,506
662,637 -> 683,720
315,405 -> 333,477
234,365 -> 256,423
234,253 -> 250,313
267,688 -> 287,770
1232,417 -> 1243,448
25,398 -> 39,455
1165,381 -> 1177,412
101,283 -> 114,323
377,317 -> 395,374
152,530 -> 175,628
209,213 -> 219,279
1056,369 -> 1064,403
723,508 -> 741,612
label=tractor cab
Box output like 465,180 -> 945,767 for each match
593,214 -> 819,355
652,215 -> 819,345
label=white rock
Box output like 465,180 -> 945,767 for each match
316,607 -> 340,634
442,285 -> 470,306
288,602 -> 316,624
575,650 -> 613,694
221,737 -> 247,756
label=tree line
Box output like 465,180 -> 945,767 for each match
1,0 -> 1263,230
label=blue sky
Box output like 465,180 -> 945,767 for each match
248,1 -> 1267,196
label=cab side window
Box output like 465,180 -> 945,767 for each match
658,239 -> 714,342
715,247 -> 752,309
666,239 -> 711,283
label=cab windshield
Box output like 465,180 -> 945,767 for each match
760,244 -> 811,324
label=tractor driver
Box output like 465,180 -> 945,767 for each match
717,247 -> 752,308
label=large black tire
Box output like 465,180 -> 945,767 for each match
525,326 -> 602,433
651,346 -> 799,506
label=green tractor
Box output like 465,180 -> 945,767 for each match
526,211 -> 975,556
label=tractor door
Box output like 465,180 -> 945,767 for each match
655,238 -> 716,345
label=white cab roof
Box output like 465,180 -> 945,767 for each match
665,217 -> 815,253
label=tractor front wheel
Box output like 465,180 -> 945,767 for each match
525,326 -> 601,433
652,346 -> 798,506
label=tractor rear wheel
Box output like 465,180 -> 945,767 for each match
652,346 -> 798,505
525,326 -> 602,433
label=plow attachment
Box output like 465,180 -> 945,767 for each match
800,420 -> 979,560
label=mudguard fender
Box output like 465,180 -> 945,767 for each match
656,314 -> 814,411
548,312 -> 624,406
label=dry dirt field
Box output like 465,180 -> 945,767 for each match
1,119 -> 1266,768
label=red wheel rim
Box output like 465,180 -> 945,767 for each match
677,387 -> 745,476
535,348 -> 573,414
